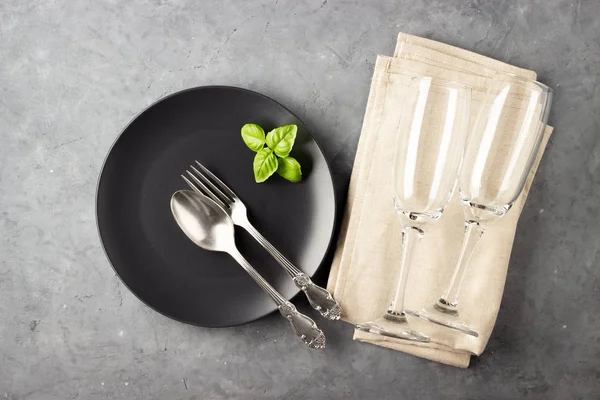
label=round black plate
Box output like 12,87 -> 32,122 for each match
96,86 -> 336,327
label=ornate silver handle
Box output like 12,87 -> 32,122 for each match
242,222 -> 342,320
230,249 -> 326,349
278,301 -> 326,349
293,273 -> 341,320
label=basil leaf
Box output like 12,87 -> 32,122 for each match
276,156 -> 302,183
266,124 -> 297,157
253,148 -> 279,183
241,124 -> 266,152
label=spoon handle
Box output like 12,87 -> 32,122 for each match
240,221 -> 341,320
229,249 -> 325,349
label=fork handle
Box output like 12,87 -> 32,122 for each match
241,222 -> 342,320
229,249 -> 325,349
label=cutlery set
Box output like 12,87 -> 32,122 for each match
171,161 -> 341,349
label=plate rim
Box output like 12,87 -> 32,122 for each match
95,85 -> 338,327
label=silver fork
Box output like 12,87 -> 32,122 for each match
182,161 -> 341,320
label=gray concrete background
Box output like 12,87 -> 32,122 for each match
1,0 -> 599,398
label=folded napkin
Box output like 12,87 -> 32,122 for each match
327,33 -> 554,368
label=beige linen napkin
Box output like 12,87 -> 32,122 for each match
327,33 -> 554,368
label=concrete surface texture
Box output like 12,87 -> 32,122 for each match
1,0 -> 599,399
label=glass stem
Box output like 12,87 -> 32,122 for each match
387,226 -> 423,318
441,220 -> 485,306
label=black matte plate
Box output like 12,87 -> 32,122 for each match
96,86 -> 336,327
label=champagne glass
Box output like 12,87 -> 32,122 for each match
356,76 -> 471,342
409,73 -> 553,337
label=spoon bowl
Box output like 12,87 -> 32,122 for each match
171,190 -> 235,252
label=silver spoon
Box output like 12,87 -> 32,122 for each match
171,190 -> 326,349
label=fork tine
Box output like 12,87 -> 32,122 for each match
183,171 -> 227,210
194,161 -> 238,200
182,174 -> 202,194
189,165 -> 233,205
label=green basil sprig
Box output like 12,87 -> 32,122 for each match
241,123 -> 302,183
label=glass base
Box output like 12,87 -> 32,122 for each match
355,317 -> 429,343
405,307 -> 479,337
